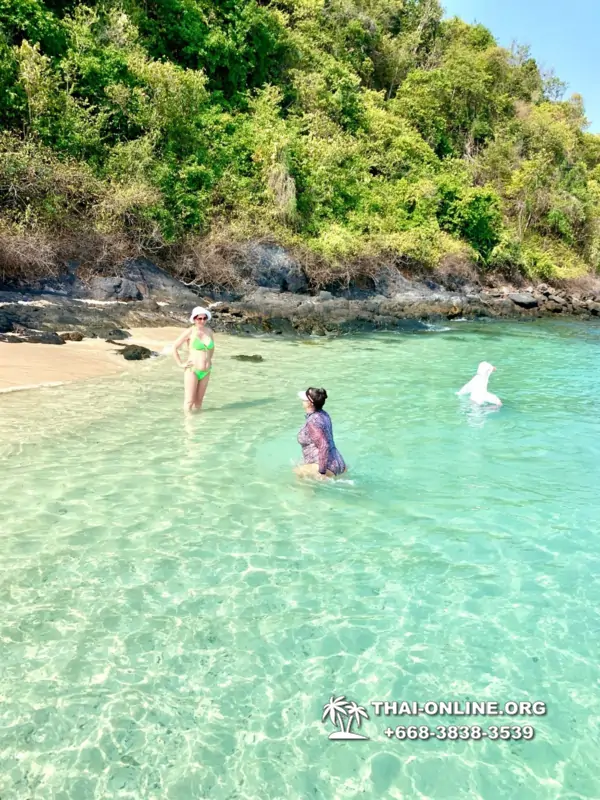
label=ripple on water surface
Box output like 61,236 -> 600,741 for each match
1,320 -> 600,799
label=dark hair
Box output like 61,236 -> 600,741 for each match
307,387 -> 327,411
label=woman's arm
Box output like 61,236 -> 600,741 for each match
307,418 -> 330,475
172,328 -> 191,367
206,326 -> 215,366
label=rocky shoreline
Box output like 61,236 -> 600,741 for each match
1,250 -> 600,349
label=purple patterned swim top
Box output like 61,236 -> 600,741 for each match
297,410 -> 346,476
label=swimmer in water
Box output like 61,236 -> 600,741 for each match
172,306 -> 215,413
457,361 -> 502,406
294,387 -> 347,480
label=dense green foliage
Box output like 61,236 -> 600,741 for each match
1,0 -> 599,281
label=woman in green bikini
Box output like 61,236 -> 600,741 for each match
173,306 -> 215,413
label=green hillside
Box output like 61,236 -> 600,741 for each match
1,0 -> 599,285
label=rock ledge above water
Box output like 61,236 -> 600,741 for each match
1,243 -> 599,339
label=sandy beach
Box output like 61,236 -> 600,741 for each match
0,327 -> 183,393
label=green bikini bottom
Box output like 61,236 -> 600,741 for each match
194,367 -> 212,381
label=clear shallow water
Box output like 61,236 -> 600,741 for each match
1,319 -> 600,799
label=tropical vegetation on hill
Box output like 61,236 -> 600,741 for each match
1,0 -> 599,287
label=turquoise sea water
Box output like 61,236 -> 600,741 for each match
1,319 -> 600,799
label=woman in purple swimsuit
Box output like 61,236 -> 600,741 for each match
294,387 -> 347,480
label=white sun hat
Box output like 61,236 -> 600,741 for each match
189,306 -> 212,323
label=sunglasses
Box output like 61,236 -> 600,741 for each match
194,315 -> 208,321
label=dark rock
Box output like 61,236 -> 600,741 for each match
483,299 -> 515,316
119,258 -> 202,303
547,294 -> 567,306
1,245 -> 597,336
348,266 -> 418,298
258,316 -> 296,335
114,344 -> 153,360
0,311 -> 13,333
508,292 -> 538,309
361,295 -> 389,313
232,354 -> 264,362
10,323 -> 67,343
245,243 -> 308,294
36,331 -> 66,345
85,277 -> 143,302
6,261 -> 78,295
58,331 -> 84,342
0,333 -> 22,343
104,328 -> 130,340
84,327 -> 130,340
32,258 -> 201,306
19,330 -> 66,345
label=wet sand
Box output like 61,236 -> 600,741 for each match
0,327 -> 184,393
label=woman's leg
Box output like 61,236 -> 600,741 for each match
184,368 -> 199,413
193,370 -> 211,410
293,463 -> 337,479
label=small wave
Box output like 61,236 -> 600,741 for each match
423,323 -> 452,332
0,299 -> 53,307
0,381 -> 65,394
73,298 -> 128,306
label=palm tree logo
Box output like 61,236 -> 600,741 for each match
322,695 -> 370,740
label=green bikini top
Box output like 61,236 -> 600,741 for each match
191,333 -> 214,351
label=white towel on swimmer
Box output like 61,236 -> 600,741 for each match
457,361 -> 502,406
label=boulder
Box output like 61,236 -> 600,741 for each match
85,277 -> 142,301
113,344 -> 154,360
231,354 -> 264,362
35,331 -> 66,345
47,258 -> 201,305
547,295 -> 567,306
366,266 -> 416,298
0,311 -> 13,333
58,331 -> 84,342
245,243 -> 308,294
489,299 -> 518,316
85,327 -> 130,340
543,300 -> 564,313
103,328 -> 130,340
15,329 -> 66,344
508,292 -> 538,309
